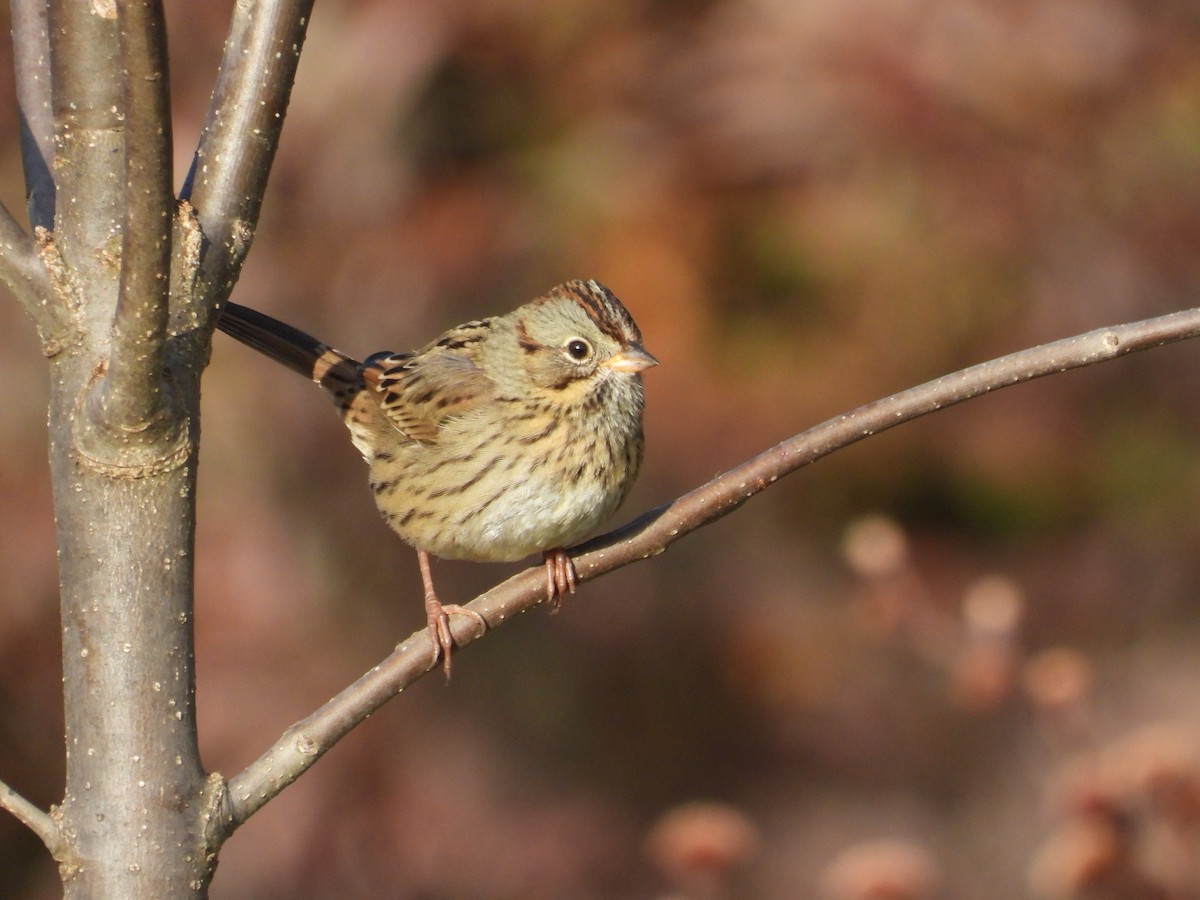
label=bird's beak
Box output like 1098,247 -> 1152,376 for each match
607,345 -> 659,373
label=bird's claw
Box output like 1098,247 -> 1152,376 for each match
543,549 -> 578,612
425,598 -> 487,679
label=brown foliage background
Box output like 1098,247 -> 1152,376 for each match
4,1 -> 1200,897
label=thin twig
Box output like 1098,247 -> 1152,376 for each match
183,0 -> 314,320
0,776 -> 60,855
218,305 -> 1200,835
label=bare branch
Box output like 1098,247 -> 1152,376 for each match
95,0 -> 175,435
183,0 -> 314,314
0,776 -> 61,857
219,305 -> 1200,834
47,0 -> 121,141
1,0 -> 58,342
0,207 -> 58,344
12,0 -> 55,230
45,0 -> 124,288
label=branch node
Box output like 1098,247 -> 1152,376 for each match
71,364 -> 191,478
294,731 -> 319,757
0,777 -> 62,856
199,771 -> 233,853
33,228 -> 82,358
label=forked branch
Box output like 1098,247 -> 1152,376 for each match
216,305 -> 1200,836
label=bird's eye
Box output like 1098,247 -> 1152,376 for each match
565,338 -> 592,361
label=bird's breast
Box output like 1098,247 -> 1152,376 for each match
366,394 -> 642,563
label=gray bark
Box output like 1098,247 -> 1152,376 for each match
0,0 -> 312,894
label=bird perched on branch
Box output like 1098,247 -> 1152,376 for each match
216,280 -> 657,675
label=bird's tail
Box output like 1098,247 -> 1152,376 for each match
216,302 -> 366,407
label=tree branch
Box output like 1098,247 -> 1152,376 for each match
0,206 -> 58,345
45,0 -> 123,319
2,0 -> 58,340
12,0 -> 55,231
0,776 -> 61,857
93,0 -> 175,436
182,0 -> 314,317
47,0 -> 122,150
217,305 -> 1200,836
2,0 -> 58,342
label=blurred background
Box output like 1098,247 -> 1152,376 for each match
3,0 -> 1200,896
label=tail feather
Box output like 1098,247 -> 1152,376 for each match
217,302 -> 365,405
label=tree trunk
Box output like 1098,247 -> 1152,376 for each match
48,339 -> 215,895
0,0 -> 312,893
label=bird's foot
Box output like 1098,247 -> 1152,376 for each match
425,594 -> 487,679
543,549 -> 578,612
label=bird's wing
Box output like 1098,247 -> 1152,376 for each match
361,347 -> 496,445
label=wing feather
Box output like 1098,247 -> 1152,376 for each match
362,348 -> 495,444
